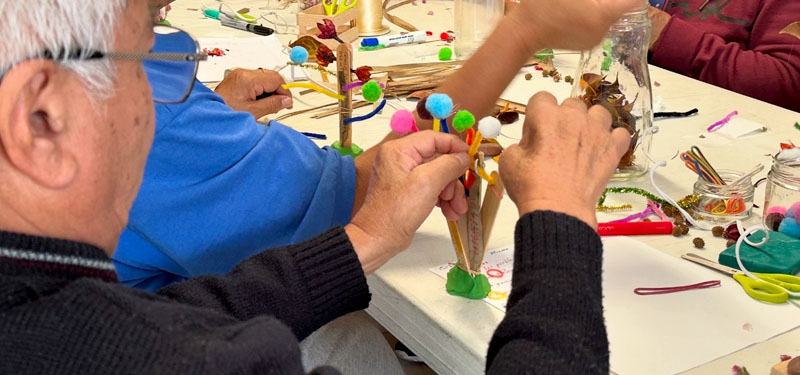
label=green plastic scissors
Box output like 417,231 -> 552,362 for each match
682,253 -> 800,304
322,0 -> 358,15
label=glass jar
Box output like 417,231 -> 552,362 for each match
453,0 -> 504,59
571,2 -> 653,181
763,157 -> 800,232
693,171 -> 754,223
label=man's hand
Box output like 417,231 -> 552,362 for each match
346,131 -> 470,274
648,6 -> 671,50
499,92 -> 630,228
507,0 -> 642,53
214,68 -> 293,119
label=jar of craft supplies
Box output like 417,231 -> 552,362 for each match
453,0 -> 504,59
763,152 -> 800,237
571,1 -> 653,181
692,170 -> 754,223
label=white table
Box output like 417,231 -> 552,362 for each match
168,1 -> 800,373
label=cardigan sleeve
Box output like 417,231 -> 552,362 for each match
157,226 -> 370,341
486,211 -> 608,374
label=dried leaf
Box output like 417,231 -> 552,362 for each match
355,66 -> 373,82
289,36 -> 323,58
237,7 -> 250,14
317,19 -> 339,40
579,73 -> 638,168
496,111 -> 519,125
779,21 -> 800,40
316,44 -> 336,67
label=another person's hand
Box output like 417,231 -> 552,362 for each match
346,131 -> 470,274
647,6 -> 671,50
214,68 -> 293,119
507,0 -> 642,52
499,92 -> 630,228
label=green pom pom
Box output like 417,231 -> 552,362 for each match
452,110 -> 475,132
438,47 -> 453,61
361,81 -> 382,103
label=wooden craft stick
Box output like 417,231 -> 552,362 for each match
447,220 -> 471,272
481,171 -> 504,250
463,180 -> 485,274
337,43 -> 353,148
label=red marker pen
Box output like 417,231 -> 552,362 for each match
597,221 -> 673,236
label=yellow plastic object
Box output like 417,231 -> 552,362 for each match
281,83 -> 345,100
733,273 -> 794,304
323,0 -> 358,15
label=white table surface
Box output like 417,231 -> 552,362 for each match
167,1 -> 800,373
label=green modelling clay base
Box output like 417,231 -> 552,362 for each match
446,266 -> 491,299
331,141 -> 363,157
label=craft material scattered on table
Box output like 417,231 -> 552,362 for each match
301,131 -> 327,139
219,13 -> 274,36
361,31 -> 428,47
323,0 -> 358,15
431,236 -> 800,375
654,108 -> 698,119
718,230 -> 800,275
683,253 -> 800,304
597,221 -> 673,236
438,47 -> 452,61
633,279 -> 720,295
196,36 -> 287,82
708,110 -> 739,132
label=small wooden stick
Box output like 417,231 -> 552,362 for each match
463,181 -> 485,275
481,171 -> 504,250
337,43 -> 353,148
447,220 -> 471,273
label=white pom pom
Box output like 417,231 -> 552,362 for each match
478,116 -> 501,139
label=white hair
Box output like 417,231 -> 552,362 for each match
0,0 -> 128,96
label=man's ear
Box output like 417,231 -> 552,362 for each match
0,61 -> 78,189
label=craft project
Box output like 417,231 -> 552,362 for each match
280,44 -> 387,157
388,94 -> 505,299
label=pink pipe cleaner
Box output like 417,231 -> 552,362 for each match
342,81 -> 386,92
707,110 -> 738,132
647,200 -> 670,222
610,206 -> 653,223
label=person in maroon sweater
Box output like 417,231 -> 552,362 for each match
648,0 -> 800,112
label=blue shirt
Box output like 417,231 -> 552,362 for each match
112,79 -> 355,291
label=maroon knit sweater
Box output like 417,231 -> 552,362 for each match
650,0 -> 800,112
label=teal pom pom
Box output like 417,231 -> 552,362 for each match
438,47 -> 453,61
361,81 -> 382,103
425,93 -> 453,119
452,110 -> 475,132
779,217 -> 800,238
290,46 -> 309,64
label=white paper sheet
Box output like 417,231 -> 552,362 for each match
430,236 -> 800,375
196,36 -> 287,83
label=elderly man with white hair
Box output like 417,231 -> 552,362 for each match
0,0 -> 636,374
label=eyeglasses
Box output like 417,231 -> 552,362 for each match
140,25 -> 208,103
1,25 -> 207,104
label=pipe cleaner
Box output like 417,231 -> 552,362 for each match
707,110 -> 738,132
344,99 -> 387,125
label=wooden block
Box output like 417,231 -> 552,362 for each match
296,4 -> 358,50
